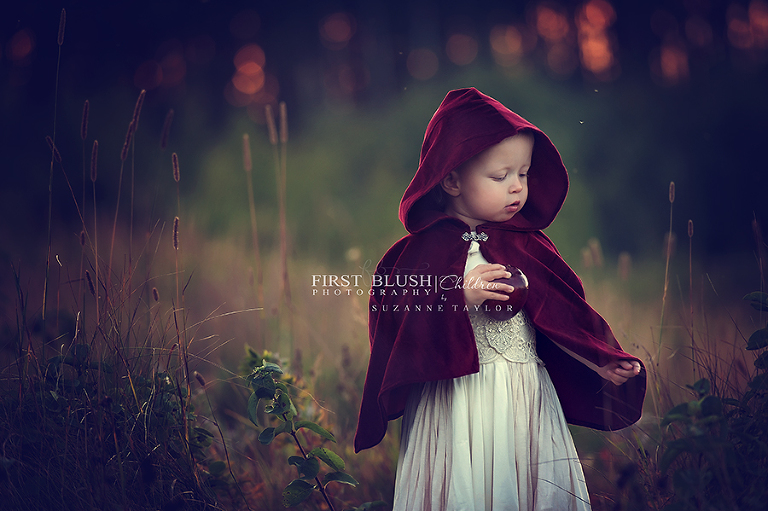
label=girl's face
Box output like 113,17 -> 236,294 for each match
441,133 -> 533,230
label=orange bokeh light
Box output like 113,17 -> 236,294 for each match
232,67 -> 265,95
320,12 -> 356,49
582,0 -> 616,31
535,4 -> 570,43
6,29 -> 34,64
446,34 -> 479,65
547,42 -> 578,75
491,25 -> 523,57
576,0 -> 618,79
580,35 -> 613,74
407,48 -> 439,80
234,44 -> 266,70
750,0 -> 768,48
660,43 -> 689,83
160,52 -> 186,87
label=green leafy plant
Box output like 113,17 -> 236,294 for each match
658,292 -> 768,511
245,358 -> 386,510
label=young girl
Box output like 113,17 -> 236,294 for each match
354,88 -> 645,510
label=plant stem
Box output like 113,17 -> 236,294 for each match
282,412 -> 336,511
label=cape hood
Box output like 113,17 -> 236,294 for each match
354,88 -> 645,453
400,87 -> 568,234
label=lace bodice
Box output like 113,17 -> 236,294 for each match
469,309 -> 542,364
464,237 -> 542,365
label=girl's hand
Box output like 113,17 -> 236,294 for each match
463,264 -> 515,308
597,360 -> 642,386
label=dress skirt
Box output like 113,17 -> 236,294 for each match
392,349 -> 592,511
392,240 -> 592,511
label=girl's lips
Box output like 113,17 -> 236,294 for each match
504,202 -> 520,213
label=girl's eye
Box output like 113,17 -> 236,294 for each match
491,174 -> 506,181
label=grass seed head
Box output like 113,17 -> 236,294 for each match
152,287 -> 160,302
172,152 -> 180,182
121,121 -> 135,161
90,140 -> 98,182
57,8 -> 66,46
173,216 -> 180,250
132,90 -> 146,129
669,181 -> 675,203
81,100 -> 89,141
85,270 -> 96,296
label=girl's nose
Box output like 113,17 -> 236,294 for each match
508,178 -> 522,192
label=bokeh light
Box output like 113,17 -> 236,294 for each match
547,42 -> 579,76
234,44 -> 266,70
660,42 -> 689,83
6,29 -> 35,65
752,1 -> 768,48
534,3 -> 570,43
407,48 -> 439,80
490,24 -> 535,66
134,60 -> 163,90
576,0 -> 618,79
226,42 -> 278,112
446,34 -> 479,65
685,17 -> 714,48
319,12 -> 356,50
160,51 -> 187,87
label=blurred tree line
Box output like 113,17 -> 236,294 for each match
1,0 -> 766,274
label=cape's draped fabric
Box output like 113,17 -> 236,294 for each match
354,88 -> 645,452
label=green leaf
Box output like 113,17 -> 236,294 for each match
208,460 -> 227,477
746,328 -> 768,350
192,427 -> 214,448
660,439 -> 691,473
282,479 -> 315,507
661,403 -> 689,427
258,427 -> 276,445
744,292 -> 768,312
700,395 -> 723,417
251,373 -> 276,400
748,372 -> 768,390
308,447 -> 345,471
256,361 -> 284,376
295,420 -> 336,443
688,378 -> 710,397
266,392 -> 292,416
275,419 -> 293,436
322,471 -> 358,488
288,456 -> 320,479
247,392 -> 261,427
755,350 -> 768,369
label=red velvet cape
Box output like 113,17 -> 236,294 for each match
354,88 -> 646,452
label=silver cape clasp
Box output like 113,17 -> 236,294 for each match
462,232 -> 489,242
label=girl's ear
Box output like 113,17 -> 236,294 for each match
440,170 -> 461,197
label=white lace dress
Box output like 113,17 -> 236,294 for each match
392,241 -> 592,511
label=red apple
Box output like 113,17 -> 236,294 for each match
483,265 -> 529,321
